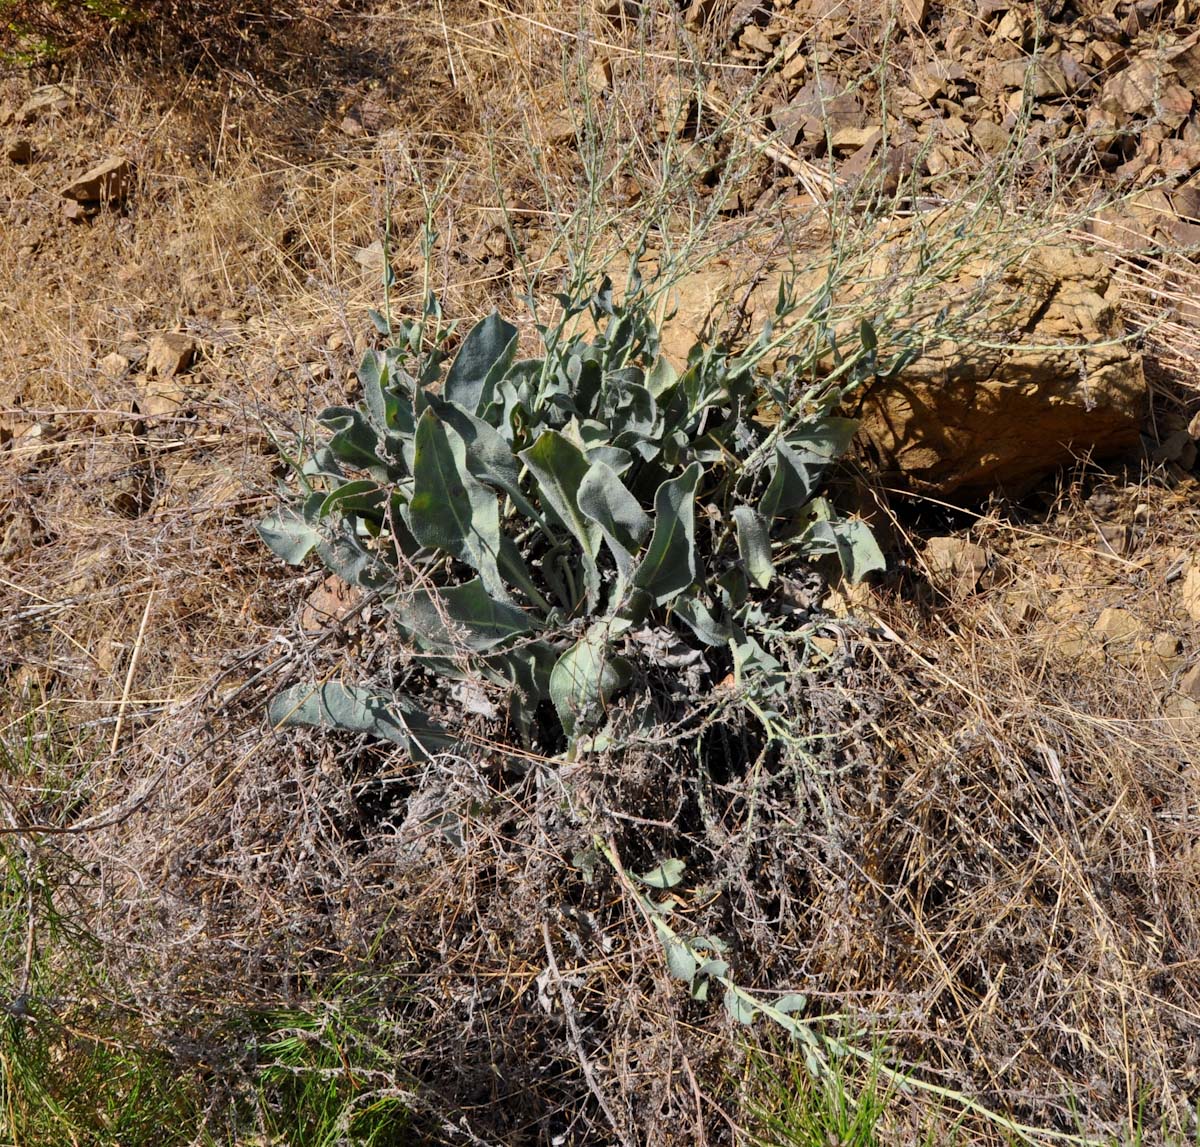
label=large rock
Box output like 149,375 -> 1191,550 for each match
850,244 -> 1146,496
61,156 -> 132,205
610,213 -> 1145,499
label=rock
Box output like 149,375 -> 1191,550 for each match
1182,564 -> 1200,621
135,376 -> 189,418
61,156 -> 132,205
354,240 -> 386,272
98,352 -> 130,380
925,536 -> 990,596
1154,429 -> 1198,469
300,575 -> 362,632
6,138 -> 32,164
146,333 -> 196,378
1093,608 -> 1150,665
1051,623 -> 1092,659
852,240 -> 1146,496
62,200 -> 89,223
1180,664 -> 1200,701
16,84 -> 75,124
1149,632 -> 1186,677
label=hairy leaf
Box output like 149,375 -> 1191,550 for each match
577,460 -> 650,583
550,625 -> 631,737
397,578 -> 533,654
733,506 -> 774,590
257,504 -> 321,564
520,431 -> 602,610
632,463 -> 701,606
409,409 -> 506,599
805,517 -> 886,583
444,311 -> 519,414
269,682 -> 451,760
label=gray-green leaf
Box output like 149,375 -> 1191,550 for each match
257,506 -> 321,564
577,460 -> 650,583
636,858 -> 686,889
805,518 -> 885,584
268,682 -> 451,760
444,311 -> 519,414
520,431 -> 602,610
632,462 -> 701,606
396,578 -> 533,654
409,408 -> 506,599
549,625 -> 631,738
732,506 -> 774,590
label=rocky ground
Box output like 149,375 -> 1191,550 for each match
2,1 -> 1200,1143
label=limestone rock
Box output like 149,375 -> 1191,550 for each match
98,352 -> 130,380
1180,664 -> 1200,701
16,84 -> 75,124
1093,607 -> 1150,665
1182,563 -> 1200,622
62,156 -> 132,205
852,243 -> 1146,497
924,536 -> 990,597
135,376 -> 189,418
146,333 -> 196,379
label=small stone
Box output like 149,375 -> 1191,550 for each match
62,200 -> 89,223
1181,664 -> 1200,701
98,352 -> 130,380
809,635 -> 839,657
61,156 -> 132,205
135,376 -> 189,418
16,84 -> 76,124
1154,428 -> 1198,468
1182,564 -> 1200,622
1097,522 -> 1131,554
339,114 -> 364,138
1147,633 -> 1186,677
6,138 -> 32,164
971,118 -> 1011,154
925,536 -> 990,596
1093,607 -> 1149,658
1004,592 -> 1040,624
354,240 -> 386,272
741,23 -> 773,54
1051,623 -> 1091,659
146,333 -> 196,379
300,574 -> 362,632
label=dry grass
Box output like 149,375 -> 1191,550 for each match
2,1 -> 1200,1143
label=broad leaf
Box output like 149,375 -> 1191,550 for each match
636,858 -> 686,889
550,625 -> 631,738
805,518 -> 886,584
319,407 -> 382,472
444,311 -> 518,414
724,986 -> 757,1026
426,393 -> 544,527
318,479 -> 386,520
520,431 -> 602,610
268,682 -> 451,760
409,409 -> 507,599
396,578 -> 533,653
257,504 -> 321,564
733,506 -> 774,590
762,418 -> 859,518
577,460 -> 650,583
632,463 -> 701,606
